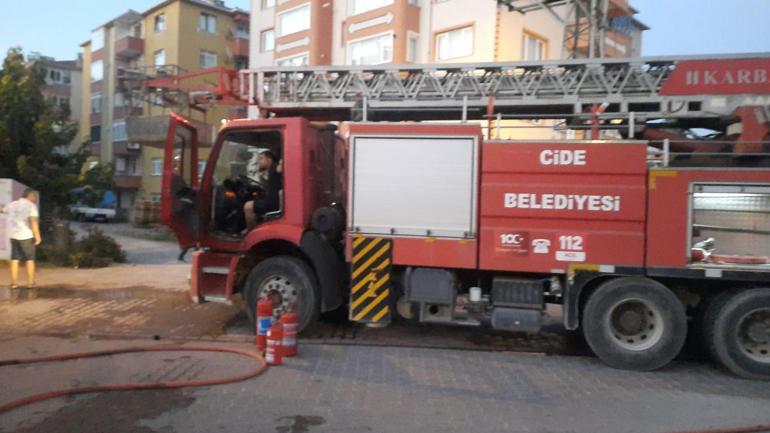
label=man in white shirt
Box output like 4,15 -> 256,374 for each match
3,189 -> 41,288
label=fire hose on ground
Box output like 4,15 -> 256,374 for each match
0,345 -> 768,433
0,345 -> 267,414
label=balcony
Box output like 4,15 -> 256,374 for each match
564,26 -> 632,58
607,0 -> 632,18
115,36 -> 144,58
113,142 -> 141,155
228,37 -> 249,58
113,106 -> 143,119
603,30 -> 631,57
126,116 -> 215,147
114,175 -> 142,189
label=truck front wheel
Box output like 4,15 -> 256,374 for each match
582,277 -> 687,371
243,256 -> 320,332
707,289 -> 770,380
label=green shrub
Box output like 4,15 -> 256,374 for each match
71,227 -> 126,267
37,224 -> 126,268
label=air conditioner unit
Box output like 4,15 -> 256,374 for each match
127,142 -> 140,150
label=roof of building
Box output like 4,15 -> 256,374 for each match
144,0 -> 246,18
81,0 -> 248,47
27,54 -> 82,71
47,60 -> 81,71
90,9 -> 143,32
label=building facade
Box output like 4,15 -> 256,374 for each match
28,53 -> 84,152
248,0 -> 645,140
79,0 -> 249,209
249,0 -> 645,69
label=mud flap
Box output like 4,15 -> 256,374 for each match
349,237 -> 393,325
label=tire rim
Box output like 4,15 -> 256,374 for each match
258,275 -> 298,319
737,308 -> 770,363
607,298 -> 665,351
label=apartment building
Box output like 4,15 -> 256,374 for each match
249,0 -> 645,140
79,0 -> 249,209
249,0 -> 645,69
28,53 -> 83,152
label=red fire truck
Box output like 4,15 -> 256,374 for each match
161,54 -> 770,379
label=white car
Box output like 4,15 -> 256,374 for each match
69,205 -> 116,222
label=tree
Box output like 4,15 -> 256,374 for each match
0,48 -> 88,213
75,162 -> 116,207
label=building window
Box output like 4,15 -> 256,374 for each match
236,22 -> 250,39
154,14 -> 166,32
436,26 -> 473,60
260,29 -> 275,52
48,69 -> 62,83
407,33 -> 418,62
151,193 -> 162,203
522,30 -> 547,61
128,157 -> 140,175
132,22 -> 144,38
262,0 -> 276,9
115,157 -> 127,174
56,96 -> 70,109
152,158 -> 163,176
92,29 -> 104,51
90,125 -> 102,143
276,53 -> 309,67
348,33 -> 393,65
200,50 -> 218,68
91,93 -> 102,114
154,49 -> 166,67
278,5 -> 310,37
90,60 -> 103,82
199,13 -> 217,34
351,0 -> 393,15
112,121 -> 127,142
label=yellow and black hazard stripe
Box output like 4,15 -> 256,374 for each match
349,236 -> 393,324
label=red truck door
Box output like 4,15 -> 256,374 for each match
161,113 -> 200,249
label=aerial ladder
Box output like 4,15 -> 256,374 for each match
120,53 -> 770,155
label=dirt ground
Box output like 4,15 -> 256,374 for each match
0,222 -> 190,293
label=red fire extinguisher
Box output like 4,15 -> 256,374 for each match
255,298 -> 273,352
265,321 -> 284,366
279,311 -> 299,357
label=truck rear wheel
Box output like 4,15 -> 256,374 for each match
707,289 -> 770,380
582,277 -> 687,371
243,256 -> 320,332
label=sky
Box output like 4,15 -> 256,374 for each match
0,0 -> 250,60
0,0 -> 769,61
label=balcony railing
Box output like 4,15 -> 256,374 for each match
228,37 -> 250,58
116,36 -> 144,58
113,142 -> 141,155
565,25 -> 632,58
114,175 -> 142,189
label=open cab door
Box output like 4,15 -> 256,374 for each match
161,113 -> 200,249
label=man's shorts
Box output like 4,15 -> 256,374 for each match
10,239 -> 36,262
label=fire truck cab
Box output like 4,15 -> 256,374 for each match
162,112 -> 770,380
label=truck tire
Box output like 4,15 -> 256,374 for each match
700,291 -> 734,361
707,289 -> 770,380
243,256 -> 320,333
582,277 -> 687,371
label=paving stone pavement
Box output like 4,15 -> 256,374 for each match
0,287 -> 237,340
0,335 -> 768,433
